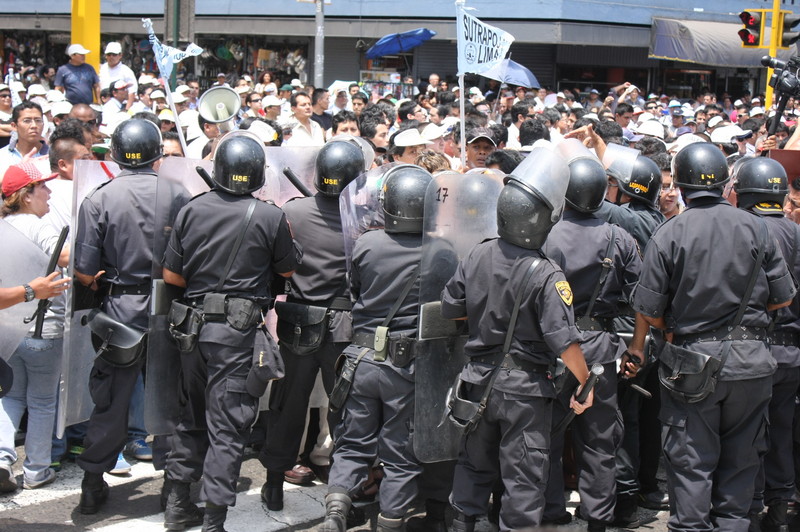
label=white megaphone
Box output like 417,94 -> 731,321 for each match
197,86 -> 241,132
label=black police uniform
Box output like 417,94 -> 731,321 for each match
442,237 -> 581,531
260,194 -> 352,478
163,190 -> 299,507
542,209 -> 641,524
326,229 -> 423,519
751,207 -> 800,518
74,169 -> 156,475
632,196 -> 795,532
595,200 -> 663,253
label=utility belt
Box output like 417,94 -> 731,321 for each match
169,294 -> 264,352
275,296 -> 351,355
576,315 -> 615,333
673,326 -> 767,345
352,330 -> 417,368
471,353 -> 551,374
768,330 -> 800,347
108,282 -> 151,297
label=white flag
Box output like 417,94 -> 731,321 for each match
456,3 -> 514,76
142,18 -> 204,81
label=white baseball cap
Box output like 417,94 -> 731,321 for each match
171,92 -> 188,104
392,128 -> 432,147
104,42 -> 122,55
67,44 -> 90,56
51,101 -> 73,117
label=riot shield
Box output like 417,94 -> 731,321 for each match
146,156 -> 212,435
58,159 -> 120,436
330,134 -> 375,173
264,145 -> 320,206
339,163 -> 399,273
414,169 -> 505,463
0,220 -> 50,361
602,142 -> 639,183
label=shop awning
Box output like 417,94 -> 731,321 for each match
649,17 -> 795,68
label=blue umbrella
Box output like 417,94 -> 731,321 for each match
480,59 -> 540,89
365,28 -> 437,59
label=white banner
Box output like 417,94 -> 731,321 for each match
142,18 -> 204,82
456,3 -> 514,76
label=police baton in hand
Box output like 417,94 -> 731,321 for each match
552,363 -> 604,435
24,225 -> 69,339
283,167 -> 314,197
618,350 -> 652,399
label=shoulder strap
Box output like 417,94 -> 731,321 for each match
503,257 -> 544,354
216,198 -> 258,292
380,264 -> 421,328
732,218 -> 769,327
584,225 -> 616,319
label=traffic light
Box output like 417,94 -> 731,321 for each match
780,12 -> 800,48
739,10 -> 765,48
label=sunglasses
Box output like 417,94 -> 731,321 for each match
250,99 -> 262,103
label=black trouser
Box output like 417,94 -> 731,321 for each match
166,322 -> 258,507
259,340 -> 348,473
77,354 -> 145,474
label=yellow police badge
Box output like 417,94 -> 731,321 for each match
555,281 -> 573,306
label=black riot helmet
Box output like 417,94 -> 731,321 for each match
734,157 -> 788,210
565,157 -> 607,213
617,156 -> 662,207
212,134 -> 266,195
314,140 -> 365,196
497,181 -> 557,250
110,118 -> 163,169
672,142 -> 730,195
381,164 -> 433,233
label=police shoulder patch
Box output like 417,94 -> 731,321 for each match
555,281 -> 573,306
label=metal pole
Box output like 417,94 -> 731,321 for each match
314,0 -> 324,88
766,0 -> 781,109
170,0 -> 180,89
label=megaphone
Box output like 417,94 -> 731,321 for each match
197,86 -> 241,131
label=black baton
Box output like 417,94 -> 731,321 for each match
283,167 -> 314,197
24,225 -> 70,339
552,363 -> 604,435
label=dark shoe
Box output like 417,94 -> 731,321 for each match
451,512 -> 476,532
347,505 -> 367,528
309,462 -> 331,484
0,464 -> 18,493
161,477 -> 173,512
202,504 -> 227,532
284,463 -> 315,485
588,520 -> 607,532
319,491 -> 351,532
637,490 -> 669,510
260,482 -> 283,511
164,480 -> 204,531
750,511 -> 763,532
79,472 -> 109,515
762,502 -> 789,532
613,494 -> 641,528
407,499 -> 447,532
542,512 -> 573,526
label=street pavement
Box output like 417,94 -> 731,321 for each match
0,443 -> 675,532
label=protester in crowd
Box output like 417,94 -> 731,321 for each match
55,44 -> 100,106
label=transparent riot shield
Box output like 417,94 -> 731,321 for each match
0,220 -> 50,361
602,142 -> 639,183
146,156 -> 212,435
414,169 -> 505,463
264,145 -> 320,206
58,159 -> 120,436
339,163 -> 399,273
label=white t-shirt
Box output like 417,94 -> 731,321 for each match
99,62 -> 138,95
42,178 -> 73,232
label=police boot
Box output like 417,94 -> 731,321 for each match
160,477 -> 172,511
451,511 -> 475,532
79,471 -> 109,514
318,490 -> 352,532
202,504 -> 227,532
377,514 -> 405,532
261,470 -> 284,511
164,480 -> 204,530
762,502 -> 789,532
587,521 -> 606,532
749,511 -> 763,532
407,499 -> 447,532
612,494 -> 641,528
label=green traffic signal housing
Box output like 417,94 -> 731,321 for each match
739,10 -> 766,48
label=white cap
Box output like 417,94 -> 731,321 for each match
635,119 -> 665,139
171,92 -> 188,104
67,44 -> 90,56
158,109 -> 175,122
149,90 -> 166,100
27,84 -> 46,97
179,110 -> 203,141
248,120 -> 279,144
440,116 -> 461,130
734,99 -> 743,107
556,91 -> 565,98
637,112 -> 656,124
46,90 -> 66,103
668,99 -> 681,108
138,74 -> 156,85
667,134 -> 706,154
99,112 -> 129,136
234,86 -> 251,95
707,116 -> 724,129
262,95 -> 283,107
39,102 -> 51,115
51,101 -> 73,117
174,85 -> 191,95
420,122 -> 446,141
10,82 -> 25,94
750,106 -> 765,117
290,78 -> 303,88
392,128 -> 432,147
710,125 -> 752,144
104,42 -> 122,55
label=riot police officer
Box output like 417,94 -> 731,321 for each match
259,139 -> 364,511
72,118 -> 162,514
162,134 -> 300,532
318,165 -> 432,532
441,149 -> 593,531
541,149 -> 641,532
631,142 -> 795,532
734,157 -> 800,532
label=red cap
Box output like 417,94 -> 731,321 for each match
2,163 -> 55,198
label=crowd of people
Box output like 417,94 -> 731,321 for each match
1,39 -> 800,532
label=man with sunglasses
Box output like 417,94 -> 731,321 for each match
99,43 -> 137,111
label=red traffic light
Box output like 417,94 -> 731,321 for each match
740,11 -> 760,27
739,10 -> 764,48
